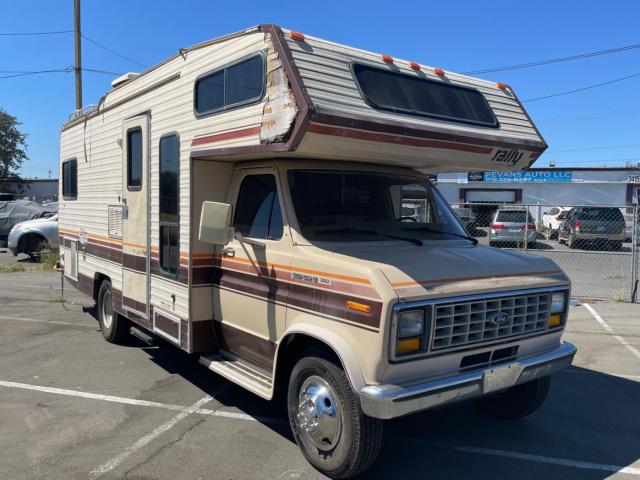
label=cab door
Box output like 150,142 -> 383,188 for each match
121,114 -> 150,318
213,168 -> 292,369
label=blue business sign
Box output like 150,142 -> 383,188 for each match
484,171 -> 573,183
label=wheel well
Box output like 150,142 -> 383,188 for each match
273,333 -> 341,394
17,233 -> 47,253
93,273 -> 110,303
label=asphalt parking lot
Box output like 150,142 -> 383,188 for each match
1,256 -> 639,479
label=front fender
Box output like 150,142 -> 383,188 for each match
276,323 -> 368,393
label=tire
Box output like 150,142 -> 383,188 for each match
568,233 -> 578,249
474,376 -> 551,420
287,351 -> 383,479
489,241 -> 497,248
97,279 -> 127,343
609,241 -> 622,251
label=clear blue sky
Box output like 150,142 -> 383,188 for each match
2,0 -> 639,179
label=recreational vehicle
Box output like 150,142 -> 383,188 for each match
59,25 -> 576,478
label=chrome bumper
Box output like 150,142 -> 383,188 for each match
359,342 -> 576,420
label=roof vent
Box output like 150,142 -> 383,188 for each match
111,72 -> 140,89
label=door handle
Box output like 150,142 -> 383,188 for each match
222,246 -> 235,257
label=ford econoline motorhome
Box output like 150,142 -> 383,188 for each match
59,25 -> 575,478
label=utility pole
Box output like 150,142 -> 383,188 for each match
74,0 -> 82,110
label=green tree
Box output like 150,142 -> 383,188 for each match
0,107 -> 28,192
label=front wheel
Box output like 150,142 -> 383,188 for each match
287,351 -> 383,479
474,376 -> 551,419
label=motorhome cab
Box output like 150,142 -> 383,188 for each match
59,25 -> 576,478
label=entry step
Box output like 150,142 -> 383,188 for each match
199,352 -> 273,399
130,326 -> 154,345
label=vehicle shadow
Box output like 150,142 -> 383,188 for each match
137,337 -> 640,480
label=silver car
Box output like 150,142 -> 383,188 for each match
8,214 -> 59,258
489,208 -> 537,247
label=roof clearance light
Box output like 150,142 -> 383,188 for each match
434,68 -> 445,76
289,31 -> 306,41
497,82 -> 508,90
409,62 -> 421,71
381,54 -> 394,63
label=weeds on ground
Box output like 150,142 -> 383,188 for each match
40,249 -> 60,271
0,249 -> 59,273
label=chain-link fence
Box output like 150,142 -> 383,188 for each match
445,203 -> 640,302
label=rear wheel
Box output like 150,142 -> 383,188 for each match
97,279 -> 127,343
568,233 -> 579,249
474,376 -> 551,419
287,351 -> 383,479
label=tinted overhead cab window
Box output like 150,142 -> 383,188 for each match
234,174 -> 283,240
353,64 -> 498,127
62,159 -> 77,199
195,55 -> 265,116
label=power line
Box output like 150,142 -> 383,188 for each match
464,42 -> 640,75
0,66 -> 122,80
82,34 -> 147,69
0,68 -> 71,79
0,30 -> 72,36
523,72 -> 640,102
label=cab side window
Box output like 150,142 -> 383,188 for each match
234,174 -> 283,240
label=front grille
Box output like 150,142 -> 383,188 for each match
431,292 -> 551,351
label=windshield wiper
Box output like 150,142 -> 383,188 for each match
314,228 -> 423,246
402,226 -> 478,245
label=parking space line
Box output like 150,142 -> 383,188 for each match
396,437 -> 640,476
0,315 -> 95,328
584,303 -> 640,362
2,379 -> 638,475
0,380 -> 281,424
88,395 -> 214,479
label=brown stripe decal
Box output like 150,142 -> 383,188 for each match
154,312 -> 180,340
122,295 -> 147,314
308,122 -> 493,155
191,126 -> 262,147
216,267 -> 381,329
123,253 -> 147,273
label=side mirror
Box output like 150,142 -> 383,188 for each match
542,211 -> 548,215
199,201 -> 233,245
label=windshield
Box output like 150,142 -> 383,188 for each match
496,210 -> 532,223
287,170 -> 467,243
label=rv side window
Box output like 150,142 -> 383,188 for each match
62,159 -> 77,199
194,54 -> 265,116
127,127 -> 143,190
234,174 -> 283,240
159,134 -> 179,275
352,64 -> 498,128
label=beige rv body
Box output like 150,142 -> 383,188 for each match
59,25 -> 573,422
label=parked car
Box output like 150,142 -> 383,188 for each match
0,200 -> 57,247
8,214 -> 58,258
558,207 -> 626,250
452,207 -> 477,233
489,208 -> 537,247
540,206 -> 572,240
624,211 -> 640,242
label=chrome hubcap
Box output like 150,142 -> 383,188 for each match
101,289 -> 113,329
296,376 -> 342,452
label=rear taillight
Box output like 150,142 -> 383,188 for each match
491,224 -> 506,230
526,223 -> 536,230
574,220 -> 581,230
555,216 -> 562,221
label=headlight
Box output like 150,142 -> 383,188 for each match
397,310 -> 425,338
551,292 -> 566,314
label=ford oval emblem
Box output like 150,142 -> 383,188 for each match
489,311 -> 511,326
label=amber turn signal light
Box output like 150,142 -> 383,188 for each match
396,338 -> 420,354
549,315 -> 562,327
346,300 -> 371,313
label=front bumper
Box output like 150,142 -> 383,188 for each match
359,342 -> 576,419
